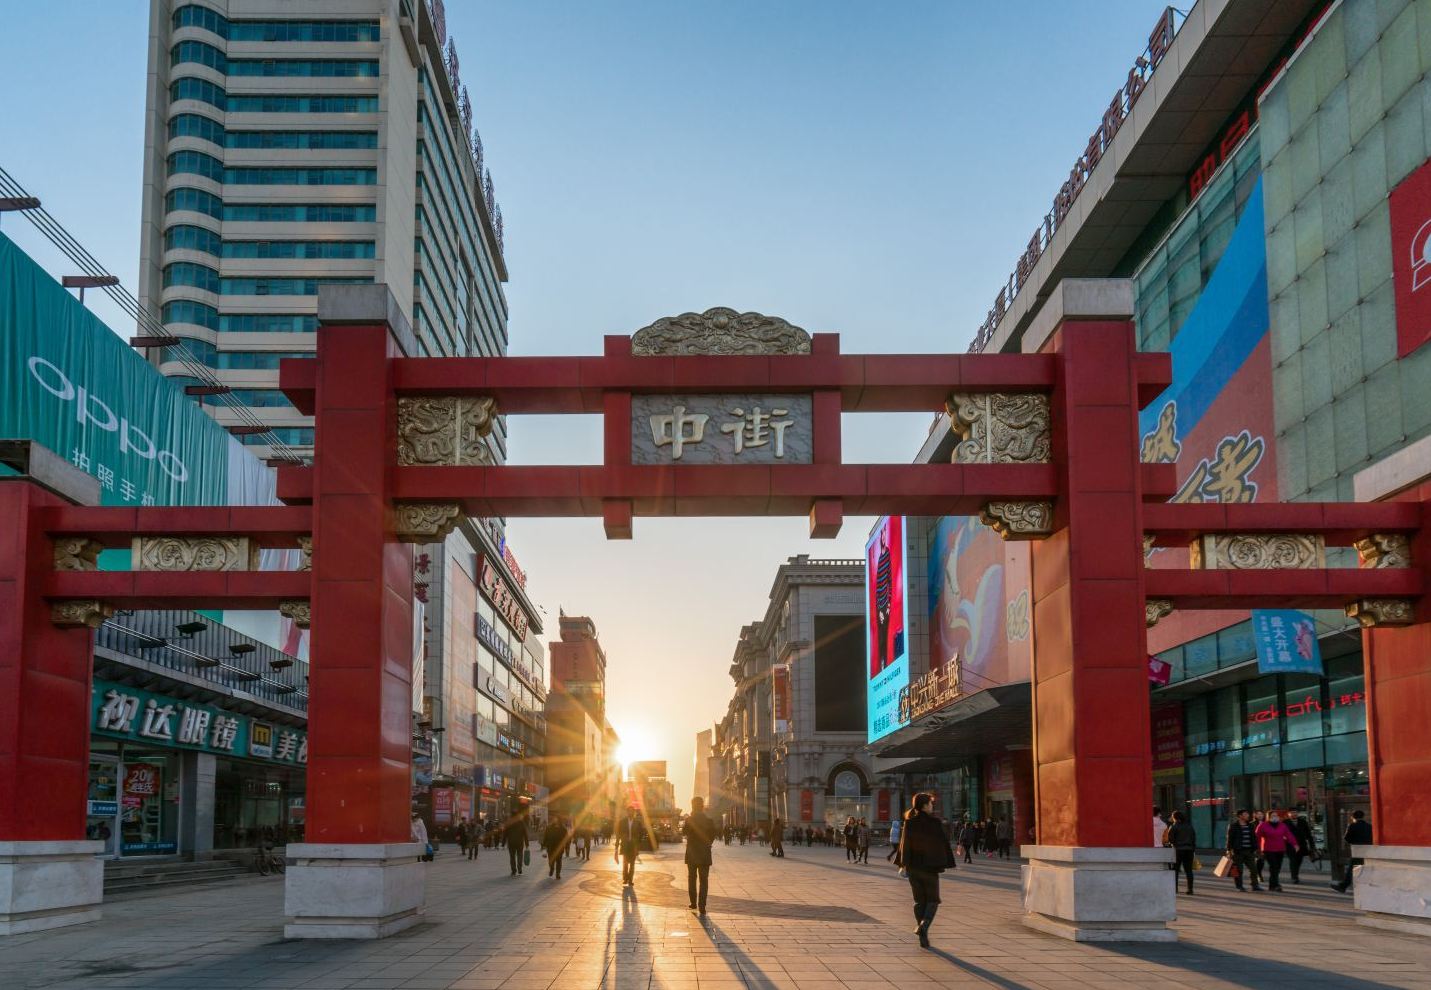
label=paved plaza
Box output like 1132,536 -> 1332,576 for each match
2,842 -> 1429,990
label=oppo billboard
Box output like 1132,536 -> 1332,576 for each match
866,515 -> 910,743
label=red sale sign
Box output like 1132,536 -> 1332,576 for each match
1389,158 -> 1431,357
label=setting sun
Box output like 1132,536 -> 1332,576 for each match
614,722 -> 660,775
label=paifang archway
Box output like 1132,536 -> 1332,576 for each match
4,282 -> 1428,942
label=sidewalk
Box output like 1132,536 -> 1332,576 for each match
1,841 -> 1427,989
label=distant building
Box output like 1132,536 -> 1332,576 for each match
542,614 -> 621,827
693,728 -> 712,808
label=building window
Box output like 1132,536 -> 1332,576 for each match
161,299 -> 220,330
221,167 -> 376,186
165,187 -> 223,220
221,203 -> 375,223
162,262 -> 221,294
170,40 -> 227,73
217,313 -> 319,333
228,59 -> 379,78
224,130 -> 377,150
224,94 -> 378,114
172,6 -> 380,42
164,224 -> 223,257
169,113 -> 226,147
220,277 -> 370,297
238,427 -> 316,446
170,77 -> 226,111
813,614 -> 866,732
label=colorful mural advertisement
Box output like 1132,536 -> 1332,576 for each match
1138,179 -> 1276,652
927,516 -> 1032,694
866,516 -> 910,743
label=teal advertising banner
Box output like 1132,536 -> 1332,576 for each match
91,677 -> 307,766
0,231 -> 229,506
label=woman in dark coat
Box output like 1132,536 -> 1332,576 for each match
894,792 -> 956,948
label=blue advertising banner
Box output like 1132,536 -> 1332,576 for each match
1250,609 -> 1323,675
866,515 -> 910,743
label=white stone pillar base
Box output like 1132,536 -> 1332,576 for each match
0,840 -> 104,936
1020,845 -> 1177,942
1354,846 -> 1431,936
283,842 -> 425,939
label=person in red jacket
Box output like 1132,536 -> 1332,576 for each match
1254,811 -> 1300,892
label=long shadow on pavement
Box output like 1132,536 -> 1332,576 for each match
1098,942 -> 1409,990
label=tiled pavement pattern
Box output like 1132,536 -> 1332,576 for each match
3,841 -> 1430,989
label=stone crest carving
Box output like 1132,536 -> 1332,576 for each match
397,396 -> 497,466
54,537 -> 104,572
52,600 -> 114,629
279,600 -> 311,629
1145,598 -> 1174,628
980,500 -> 1054,540
297,536 -> 313,571
1354,534 -> 1411,569
630,307 -> 811,356
947,393 -> 1051,463
1345,598 -> 1414,628
394,502 -> 463,543
133,536 -> 259,572
1189,534 -> 1325,570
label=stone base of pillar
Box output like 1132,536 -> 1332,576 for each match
283,842 -> 425,939
0,840 -> 104,936
1354,846 -> 1431,936
1020,845 -> 1177,942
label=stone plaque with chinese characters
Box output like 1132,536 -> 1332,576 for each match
631,394 -> 813,464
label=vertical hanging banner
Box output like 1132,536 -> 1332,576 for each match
1250,609 -> 1323,675
772,664 -> 791,734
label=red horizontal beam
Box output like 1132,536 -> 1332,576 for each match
1143,501 -> 1422,546
39,505 -> 312,549
44,570 -> 312,610
1144,567 -> 1422,610
387,463 -> 1057,518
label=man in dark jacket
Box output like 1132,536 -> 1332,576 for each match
1166,811 -> 1198,894
895,793 -> 956,949
617,807 -> 643,886
1225,809 -> 1259,891
1334,810 -> 1373,892
541,817 -> 568,878
504,812 -> 529,877
769,815 -> 785,858
684,797 -> 717,915
1286,810 -> 1316,884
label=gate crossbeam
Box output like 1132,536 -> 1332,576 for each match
1143,568 -> 1422,610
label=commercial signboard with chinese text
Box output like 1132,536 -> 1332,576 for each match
91,678 -> 306,766
632,394 -> 812,463
1390,157 -> 1431,358
772,664 -> 790,734
476,553 -> 530,639
1151,703 -> 1185,782
866,515 -> 910,743
1251,609 -> 1323,675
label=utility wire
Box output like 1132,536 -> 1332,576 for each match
0,166 -> 304,464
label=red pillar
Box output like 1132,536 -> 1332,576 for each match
305,314 -> 413,845
0,481 -> 94,843
1011,747 -> 1035,850
1029,318 -> 1151,847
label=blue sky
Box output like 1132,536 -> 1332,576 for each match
1,0 -> 1174,806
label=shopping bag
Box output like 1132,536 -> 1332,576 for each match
1212,855 -> 1234,879
1192,857 -> 1204,872
523,848 -> 531,866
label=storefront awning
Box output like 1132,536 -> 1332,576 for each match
873,682 -> 1031,769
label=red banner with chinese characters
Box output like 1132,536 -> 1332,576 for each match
1390,158 -> 1431,358
432,787 -> 453,825
799,788 -> 813,822
1151,703 -> 1185,781
123,763 -> 160,801
772,665 -> 790,725
877,788 -> 891,822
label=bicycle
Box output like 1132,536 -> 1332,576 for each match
253,842 -> 286,876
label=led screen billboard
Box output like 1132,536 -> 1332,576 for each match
866,515 -> 909,742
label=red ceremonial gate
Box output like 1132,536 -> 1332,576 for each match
2,282 -> 1428,941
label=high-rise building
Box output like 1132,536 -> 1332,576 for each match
693,728 -> 712,808
137,0 -> 508,461
542,615 -> 621,827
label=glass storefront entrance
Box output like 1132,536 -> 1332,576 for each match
213,760 -> 305,848
119,750 -> 179,856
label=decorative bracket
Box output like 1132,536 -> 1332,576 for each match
1355,534 -> 1411,569
1189,534 -> 1326,570
51,600 -> 114,629
133,536 -> 260,572
279,600 -> 311,629
297,535 -> 313,571
1346,599 -> 1414,628
947,393 -> 1051,463
1145,598 -> 1174,628
630,307 -> 811,356
54,537 -> 104,572
397,396 -> 497,466
393,503 -> 463,543
980,501 -> 1054,540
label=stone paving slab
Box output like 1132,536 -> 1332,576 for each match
0,841 -> 1428,989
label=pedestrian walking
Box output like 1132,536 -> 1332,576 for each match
894,792 -> 956,949
957,821 -> 976,864
1254,810 -> 1299,891
857,819 -> 871,863
886,817 -> 903,862
1333,810 -> 1373,893
844,817 -> 858,862
411,810 -> 432,862
541,817 -> 568,879
1225,809 -> 1260,891
1166,811 -> 1198,895
456,816 -> 470,859
769,815 -> 785,858
504,812 -> 529,877
684,796 -> 716,916
1286,809 -> 1316,883
617,806 -> 642,886
994,817 -> 1012,860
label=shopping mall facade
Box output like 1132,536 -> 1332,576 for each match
874,0 -> 1431,865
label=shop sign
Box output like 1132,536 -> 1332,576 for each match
1390,157 -> 1431,358
1251,609 -> 1322,675
473,712 -> 498,746
433,788 -> 454,825
969,6 -> 1178,353
632,394 -> 813,464
876,788 -> 891,822
476,554 -> 529,639
899,654 -> 962,725
1148,655 -> 1173,685
88,800 -> 118,817
771,664 -> 790,734
475,613 -> 515,665
481,674 -> 512,708
1151,703 -> 1184,779
124,763 -> 161,797
1247,692 -> 1363,724
984,755 -> 1014,798
91,678 -> 306,767
800,789 -> 814,822
498,538 -> 527,589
